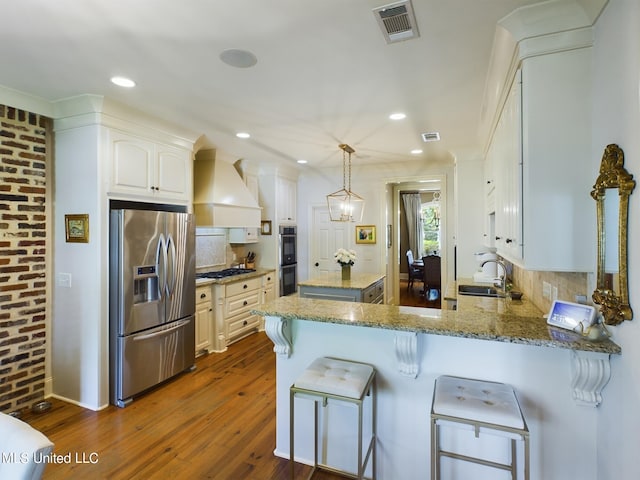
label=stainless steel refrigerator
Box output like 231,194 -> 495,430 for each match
109,208 -> 196,407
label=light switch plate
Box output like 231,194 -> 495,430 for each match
57,273 -> 72,288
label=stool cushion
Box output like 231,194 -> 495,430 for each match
294,357 -> 374,399
433,375 -> 524,430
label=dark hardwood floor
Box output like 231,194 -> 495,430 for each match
23,333 -> 345,480
399,278 -> 441,309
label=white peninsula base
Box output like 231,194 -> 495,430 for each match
266,316 -> 607,480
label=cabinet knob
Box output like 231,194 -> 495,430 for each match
243,284 -> 248,289
243,300 -> 248,306
200,293 -> 206,299
315,262 -> 319,267
506,238 -> 514,244
243,320 -> 248,326
495,236 -> 502,240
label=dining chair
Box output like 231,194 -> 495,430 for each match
406,250 -> 423,291
422,255 -> 441,300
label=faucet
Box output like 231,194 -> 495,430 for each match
481,260 -> 508,293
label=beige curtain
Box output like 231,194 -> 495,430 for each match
402,193 -> 423,259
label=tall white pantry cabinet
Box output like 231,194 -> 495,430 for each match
485,40 -> 594,272
52,96 -> 197,410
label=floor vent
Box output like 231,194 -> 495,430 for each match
421,132 -> 441,142
373,1 -> 420,44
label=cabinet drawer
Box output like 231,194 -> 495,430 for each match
225,277 -> 261,297
375,280 -> 384,298
228,314 -> 260,337
225,290 -> 261,317
196,286 -> 212,304
363,280 -> 384,304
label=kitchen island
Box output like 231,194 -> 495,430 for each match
298,272 -> 385,303
252,296 -> 620,480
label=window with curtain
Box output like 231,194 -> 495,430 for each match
421,199 -> 441,255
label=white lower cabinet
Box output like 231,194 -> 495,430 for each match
262,272 -> 275,303
212,276 -> 262,351
199,272 -> 275,353
195,286 -> 212,355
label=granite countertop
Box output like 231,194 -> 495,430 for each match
195,268 -> 276,286
297,272 -> 385,290
252,294 -> 621,355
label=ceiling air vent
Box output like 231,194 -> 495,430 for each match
373,1 -> 420,44
421,132 -> 440,142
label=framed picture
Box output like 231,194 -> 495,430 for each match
356,225 -> 376,244
261,220 -> 272,235
65,214 -> 89,243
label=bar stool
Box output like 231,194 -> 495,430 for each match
290,357 -> 376,480
430,375 -> 530,480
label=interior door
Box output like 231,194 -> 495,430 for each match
310,206 -> 350,274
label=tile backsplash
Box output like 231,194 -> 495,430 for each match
511,265 -> 591,313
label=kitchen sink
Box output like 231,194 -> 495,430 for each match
457,284 -> 505,298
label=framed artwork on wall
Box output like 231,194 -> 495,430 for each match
261,220 -> 272,235
65,214 -> 89,243
356,225 -> 376,244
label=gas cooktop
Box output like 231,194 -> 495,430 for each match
196,268 -> 256,279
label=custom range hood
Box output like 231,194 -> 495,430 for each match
193,149 -> 261,227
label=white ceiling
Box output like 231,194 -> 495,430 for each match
2,0 -> 545,168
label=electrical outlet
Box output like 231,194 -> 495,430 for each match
575,295 -> 588,304
542,281 -> 551,299
552,286 -> 558,302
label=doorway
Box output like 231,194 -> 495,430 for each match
391,176 -> 448,307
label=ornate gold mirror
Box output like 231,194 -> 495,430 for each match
591,144 -> 635,325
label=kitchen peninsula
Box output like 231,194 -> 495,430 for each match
298,272 -> 385,303
252,296 -> 620,479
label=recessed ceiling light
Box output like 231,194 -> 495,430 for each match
110,76 -> 136,88
220,49 -> 258,68
236,132 -> 250,139
389,112 -> 406,120
297,159 -> 308,164
411,149 -> 423,155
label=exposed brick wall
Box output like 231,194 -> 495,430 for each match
0,104 -> 51,414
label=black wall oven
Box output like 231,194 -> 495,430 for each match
279,226 -> 297,296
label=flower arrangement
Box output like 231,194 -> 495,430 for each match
334,248 -> 356,267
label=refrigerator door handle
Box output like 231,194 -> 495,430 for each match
157,234 -> 168,300
166,234 -> 177,296
132,318 -> 191,341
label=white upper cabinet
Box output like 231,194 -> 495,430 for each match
486,47 -> 594,272
108,129 -> 192,203
276,176 -> 297,224
492,73 -> 523,261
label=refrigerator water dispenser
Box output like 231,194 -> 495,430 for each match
133,265 -> 160,304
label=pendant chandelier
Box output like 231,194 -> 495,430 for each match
326,143 -> 365,222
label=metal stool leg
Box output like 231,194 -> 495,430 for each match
290,389 -> 295,480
